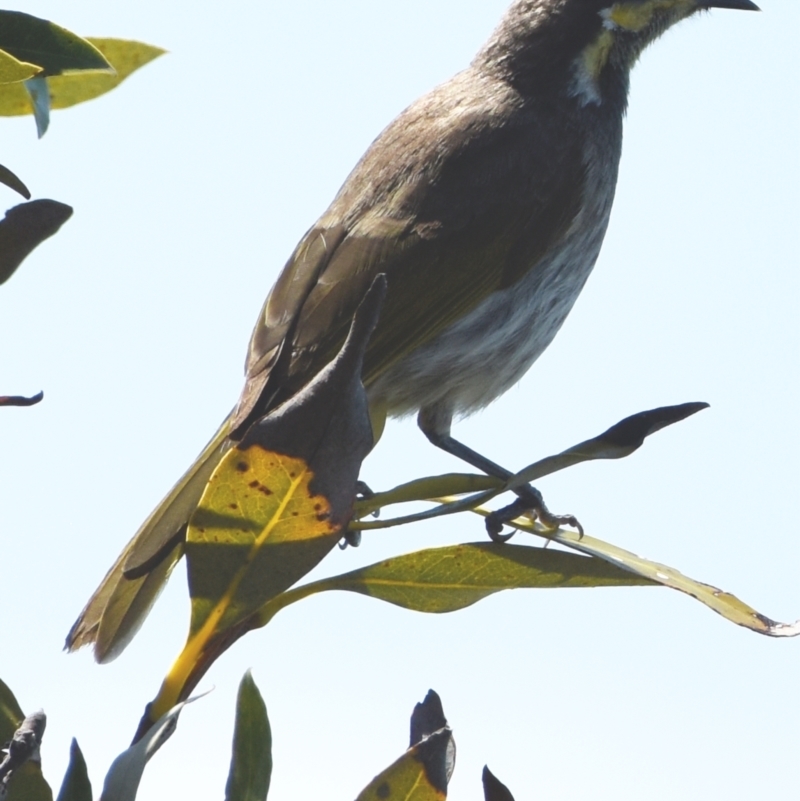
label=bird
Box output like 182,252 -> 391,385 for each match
67,0 -> 760,662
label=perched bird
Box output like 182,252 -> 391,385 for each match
67,0 -> 759,662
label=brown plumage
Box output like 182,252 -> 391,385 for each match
67,0 -> 759,662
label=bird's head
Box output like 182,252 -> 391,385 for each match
478,0 -> 759,104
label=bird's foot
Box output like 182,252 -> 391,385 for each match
485,485 -> 583,543
341,481 -> 379,549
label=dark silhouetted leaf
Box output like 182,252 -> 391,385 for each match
0,164 -> 30,199
0,12 -> 110,77
510,402 -> 709,489
410,691 -> 447,748
0,199 -> 72,285
482,766 -> 514,801
56,739 -> 92,801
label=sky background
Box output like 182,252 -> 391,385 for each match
1,1 -> 798,799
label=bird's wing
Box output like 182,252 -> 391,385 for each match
236,94 -> 587,428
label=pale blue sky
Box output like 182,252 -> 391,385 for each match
1,2 -> 798,799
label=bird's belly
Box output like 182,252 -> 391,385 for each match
369,220 -> 607,419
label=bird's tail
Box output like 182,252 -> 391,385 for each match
65,415 -> 233,663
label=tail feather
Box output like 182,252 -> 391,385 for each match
66,415 -> 233,662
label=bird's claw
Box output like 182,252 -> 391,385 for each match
484,486 -> 583,543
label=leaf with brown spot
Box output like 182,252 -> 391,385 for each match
140,277 -> 383,733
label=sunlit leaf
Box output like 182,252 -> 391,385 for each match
55,739 -> 92,801
0,38 -> 162,118
0,199 -> 72,285
142,277 -> 383,733
0,48 -> 40,85
47,39 -> 164,111
0,12 -> 110,77
186,447 -> 343,637
474,513 -> 800,638
225,671 -> 271,801
260,543 -> 652,622
356,728 -> 453,801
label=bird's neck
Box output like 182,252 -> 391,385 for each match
473,0 -> 632,114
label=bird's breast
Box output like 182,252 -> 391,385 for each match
369,131 -> 620,420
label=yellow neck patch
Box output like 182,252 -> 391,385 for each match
602,0 -> 694,33
580,29 -> 615,85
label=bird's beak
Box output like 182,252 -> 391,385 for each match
699,0 -> 760,10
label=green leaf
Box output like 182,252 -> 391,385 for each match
0,38 -> 163,118
0,12 -> 110,77
474,512 -> 800,638
0,199 -> 73,285
4,762 -> 53,801
0,48 -> 41,85
0,678 -> 25,744
356,728 -> 453,801
101,693 -> 207,801
271,543 -> 653,617
351,404 -> 709,535
47,39 -> 164,111
186,446 -> 345,638
142,277 -> 382,733
225,671 -> 272,801
56,739 -> 92,801
509,402 -> 709,489
0,164 -> 31,199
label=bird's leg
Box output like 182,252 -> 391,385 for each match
417,408 -> 583,542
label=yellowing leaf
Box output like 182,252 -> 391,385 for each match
48,38 -> 165,110
0,48 -> 41,85
186,445 -> 339,638
0,38 -> 164,117
356,729 -> 452,801
144,278 -> 381,732
256,543 -> 653,626
474,511 -> 800,638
